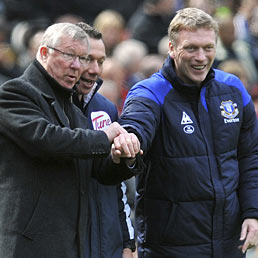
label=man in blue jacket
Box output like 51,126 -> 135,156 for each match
119,7 -> 258,258
73,22 -> 136,258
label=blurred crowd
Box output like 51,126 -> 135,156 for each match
0,0 -> 258,115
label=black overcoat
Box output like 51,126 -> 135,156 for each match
0,60 -> 138,258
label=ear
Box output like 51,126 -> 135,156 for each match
39,46 -> 48,61
168,41 -> 175,58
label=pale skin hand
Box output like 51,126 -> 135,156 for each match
111,133 -> 143,164
103,122 -> 128,143
240,218 -> 258,253
103,122 -> 143,164
122,248 -> 134,258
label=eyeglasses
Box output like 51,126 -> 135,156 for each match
47,46 -> 89,65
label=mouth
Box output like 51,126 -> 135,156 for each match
67,75 -> 77,81
191,65 -> 206,70
80,77 -> 96,86
80,77 -> 93,83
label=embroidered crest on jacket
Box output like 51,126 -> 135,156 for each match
220,100 -> 239,123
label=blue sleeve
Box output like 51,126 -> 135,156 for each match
119,75 -> 171,152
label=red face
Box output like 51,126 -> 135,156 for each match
77,38 -> 106,95
42,36 -> 88,89
169,28 -> 217,87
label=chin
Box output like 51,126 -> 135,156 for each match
63,84 -> 74,89
193,75 -> 207,84
82,89 -> 91,95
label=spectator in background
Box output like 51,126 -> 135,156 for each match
16,29 -> 45,70
221,0 -> 241,15
112,38 -> 148,90
249,4 -> 258,71
0,15 -> 21,82
98,79 -> 121,106
110,39 -> 148,112
0,41 -> 20,83
2,0 -> 144,26
93,9 -> 128,57
218,59 -> 252,91
9,18 -> 49,71
73,22 -> 136,258
101,57 -> 127,113
185,0 -> 217,15
137,54 -> 164,79
233,0 -> 258,43
250,86 -> 258,118
54,13 -> 85,24
157,35 -> 169,58
127,0 -> 176,53
214,14 -> 258,88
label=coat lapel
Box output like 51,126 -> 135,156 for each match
24,61 -> 71,128
50,99 -> 70,128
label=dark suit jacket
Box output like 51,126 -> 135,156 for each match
0,60 -> 140,258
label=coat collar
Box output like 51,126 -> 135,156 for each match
73,78 -> 103,112
161,56 -> 215,95
23,59 -> 74,127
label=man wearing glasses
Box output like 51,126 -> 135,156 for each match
0,22 -> 143,258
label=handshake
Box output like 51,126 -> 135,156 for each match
103,122 -> 143,164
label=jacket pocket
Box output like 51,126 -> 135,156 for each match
22,190 -> 75,240
22,191 -> 43,240
144,198 -> 213,245
144,198 -> 176,244
162,200 -> 212,245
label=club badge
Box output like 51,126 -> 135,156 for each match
220,100 -> 239,123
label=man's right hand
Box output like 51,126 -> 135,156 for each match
104,122 -> 128,142
111,132 -> 143,164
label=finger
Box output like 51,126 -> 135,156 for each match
125,137 -> 137,158
115,135 -> 131,157
122,137 -> 132,157
113,136 -> 122,150
242,232 -> 254,253
111,143 -> 121,155
111,144 -> 121,164
130,134 -> 140,155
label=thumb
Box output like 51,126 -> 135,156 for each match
240,222 -> 248,241
111,144 -> 121,164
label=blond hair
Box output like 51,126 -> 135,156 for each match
93,9 -> 125,31
168,7 -> 218,45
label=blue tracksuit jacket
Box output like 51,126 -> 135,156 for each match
119,56 -> 258,258
73,80 -> 135,258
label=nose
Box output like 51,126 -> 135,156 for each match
195,48 -> 206,61
88,60 -> 100,75
71,56 -> 82,69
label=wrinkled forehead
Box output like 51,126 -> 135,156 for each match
57,36 -> 89,54
174,27 -> 217,44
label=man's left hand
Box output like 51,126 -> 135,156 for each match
122,248 -> 134,258
240,218 -> 258,253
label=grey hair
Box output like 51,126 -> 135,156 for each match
36,22 -> 89,57
168,8 -> 219,45
112,39 -> 148,70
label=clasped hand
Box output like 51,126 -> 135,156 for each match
103,122 -> 143,164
